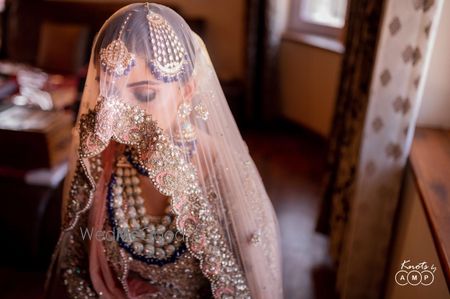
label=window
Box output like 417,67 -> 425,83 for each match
289,0 -> 348,38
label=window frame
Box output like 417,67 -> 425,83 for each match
288,0 -> 347,39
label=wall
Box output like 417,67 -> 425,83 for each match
279,39 -> 342,138
417,0 -> 450,129
48,0 -> 246,81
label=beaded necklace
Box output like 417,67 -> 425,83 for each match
107,151 -> 186,266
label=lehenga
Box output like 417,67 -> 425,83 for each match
45,3 -> 283,299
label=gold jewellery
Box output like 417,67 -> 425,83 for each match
99,12 -> 136,77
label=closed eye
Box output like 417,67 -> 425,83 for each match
133,87 -> 157,102
127,80 -> 159,103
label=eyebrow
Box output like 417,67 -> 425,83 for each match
126,80 -> 158,87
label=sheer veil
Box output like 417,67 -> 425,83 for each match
46,3 -> 282,298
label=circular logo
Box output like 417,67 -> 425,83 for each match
420,270 -> 435,286
395,270 -> 409,286
407,270 -> 422,286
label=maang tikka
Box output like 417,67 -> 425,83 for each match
145,3 -> 188,82
100,12 -> 136,77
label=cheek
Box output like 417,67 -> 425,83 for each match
121,89 -> 138,107
150,87 -> 182,127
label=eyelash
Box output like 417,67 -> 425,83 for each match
133,88 -> 157,103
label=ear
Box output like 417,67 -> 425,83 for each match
181,78 -> 196,103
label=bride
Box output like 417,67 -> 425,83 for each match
45,3 -> 282,298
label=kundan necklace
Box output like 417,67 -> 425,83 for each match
107,151 -> 186,266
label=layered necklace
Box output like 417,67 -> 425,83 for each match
107,150 -> 186,266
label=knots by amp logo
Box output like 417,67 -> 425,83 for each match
395,260 -> 436,286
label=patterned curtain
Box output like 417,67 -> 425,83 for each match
318,0 -> 444,298
317,0 -> 385,254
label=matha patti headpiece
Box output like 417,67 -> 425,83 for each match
146,3 -> 188,82
100,12 -> 136,77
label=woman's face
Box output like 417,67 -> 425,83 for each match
105,55 -> 193,131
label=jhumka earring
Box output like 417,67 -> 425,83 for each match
193,103 -> 209,121
174,102 -> 197,157
100,12 -> 136,77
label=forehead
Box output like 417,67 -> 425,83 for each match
126,56 -> 157,82
109,56 -> 181,91
98,53 -> 185,89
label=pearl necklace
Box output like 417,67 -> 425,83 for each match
107,154 -> 186,266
